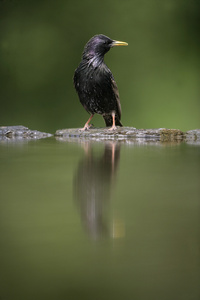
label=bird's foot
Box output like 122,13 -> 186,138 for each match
79,115 -> 94,131
79,124 -> 92,131
108,125 -> 117,131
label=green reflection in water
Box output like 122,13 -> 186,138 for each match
0,138 -> 199,300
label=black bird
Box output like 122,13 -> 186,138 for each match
73,34 -> 128,130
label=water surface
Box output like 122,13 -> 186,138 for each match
0,138 -> 199,300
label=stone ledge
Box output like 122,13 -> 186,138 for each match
55,127 -> 200,145
0,126 -> 200,144
55,127 -> 186,141
0,125 -> 52,140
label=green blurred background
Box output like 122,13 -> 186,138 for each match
0,0 -> 199,133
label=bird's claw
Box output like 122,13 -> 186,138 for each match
108,125 -> 117,131
79,124 -> 92,131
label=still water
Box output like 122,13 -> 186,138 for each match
0,137 -> 199,300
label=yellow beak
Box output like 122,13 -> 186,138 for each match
112,40 -> 128,47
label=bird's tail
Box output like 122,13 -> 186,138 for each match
103,114 -> 123,127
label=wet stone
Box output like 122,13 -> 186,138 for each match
0,125 -> 52,141
0,126 -> 200,144
55,127 -> 185,142
184,129 -> 200,145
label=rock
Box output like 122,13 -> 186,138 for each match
0,125 -> 52,141
184,129 -> 200,145
1,125 -> 199,144
55,127 -> 185,142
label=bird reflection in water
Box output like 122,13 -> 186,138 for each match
74,141 -> 123,240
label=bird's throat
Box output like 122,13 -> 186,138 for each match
88,55 -> 104,68
83,50 -> 104,68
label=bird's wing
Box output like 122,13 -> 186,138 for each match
111,77 -> 121,119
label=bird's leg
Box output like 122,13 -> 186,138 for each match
80,114 -> 94,131
108,112 -> 117,131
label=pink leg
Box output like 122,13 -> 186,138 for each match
80,114 -> 94,131
108,112 -> 117,131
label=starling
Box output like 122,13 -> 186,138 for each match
73,34 -> 128,130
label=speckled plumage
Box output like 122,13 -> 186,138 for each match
73,34 -> 128,129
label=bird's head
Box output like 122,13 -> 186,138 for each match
82,34 -> 128,62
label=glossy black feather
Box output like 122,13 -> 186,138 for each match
74,34 -> 125,127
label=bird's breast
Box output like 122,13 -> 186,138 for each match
76,64 -> 109,91
74,61 -> 118,115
